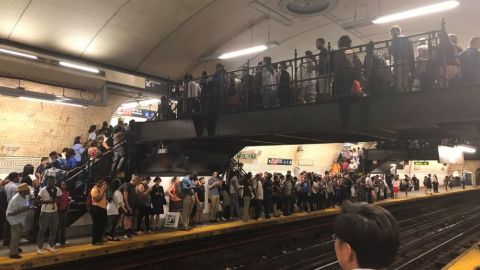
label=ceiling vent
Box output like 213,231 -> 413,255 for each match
278,0 -> 339,17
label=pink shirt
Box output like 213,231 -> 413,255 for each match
58,190 -> 70,210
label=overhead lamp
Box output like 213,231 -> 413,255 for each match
0,48 -> 38,60
121,101 -> 139,108
138,98 -> 160,106
372,1 -> 460,24
59,61 -> 100,74
218,42 -> 279,59
455,144 -> 476,154
19,96 -> 86,108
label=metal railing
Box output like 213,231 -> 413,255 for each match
153,20 -> 463,121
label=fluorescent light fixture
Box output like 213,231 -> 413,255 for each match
219,45 -> 269,59
455,145 -> 476,154
372,1 -> 460,24
59,61 -> 100,74
19,96 -> 86,108
0,48 -> 38,60
138,98 -> 160,106
121,101 -> 138,108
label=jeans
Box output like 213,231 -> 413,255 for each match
182,195 -> 195,229
56,210 -> 67,245
209,195 -> 219,220
90,205 -> 107,244
38,212 -> 59,249
108,215 -> 120,238
242,196 -> 251,220
283,196 -> 292,215
254,199 -> 264,218
111,152 -> 125,175
9,223 -> 22,256
264,196 -> 272,218
136,205 -> 151,232
229,193 -> 240,218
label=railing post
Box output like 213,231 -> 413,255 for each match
294,49 -> 298,103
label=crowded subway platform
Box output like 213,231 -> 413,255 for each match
0,0 -> 480,269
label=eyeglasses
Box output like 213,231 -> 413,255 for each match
331,234 -> 339,242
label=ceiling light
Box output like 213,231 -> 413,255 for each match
138,98 -> 160,106
19,96 -> 86,108
121,101 -> 139,108
59,61 -> 100,74
0,48 -> 38,60
219,45 -> 269,59
372,1 -> 460,24
455,145 -> 476,154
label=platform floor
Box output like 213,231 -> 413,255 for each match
0,186 -> 475,270
443,244 -> 480,270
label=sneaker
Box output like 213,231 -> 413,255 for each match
36,248 -> 45,255
55,243 -> 61,247
46,245 -> 57,253
9,254 -> 22,259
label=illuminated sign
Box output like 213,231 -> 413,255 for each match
235,152 -> 257,160
267,158 -> 292,165
116,108 -> 156,119
414,161 -> 429,165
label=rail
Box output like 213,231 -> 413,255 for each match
152,20 -> 466,122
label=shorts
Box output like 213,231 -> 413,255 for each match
393,187 -> 399,193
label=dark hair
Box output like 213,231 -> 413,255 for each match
46,175 -> 56,183
41,157 -> 49,162
66,149 -> 75,159
317,37 -> 326,43
154,177 -> 161,182
23,164 -> 34,175
88,125 -> 97,133
338,35 -> 352,48
7,172 -> 19,182
74,136 -> 81,145
49,151 -> 58,159
334,201 -> 399,268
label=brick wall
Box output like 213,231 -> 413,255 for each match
0,77 -> 130,157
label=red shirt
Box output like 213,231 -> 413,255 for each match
58,190 -> 70,210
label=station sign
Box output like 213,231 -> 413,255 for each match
268,158 -> 293,165
117,108 -> 156,119
235,152 -> 257,160
413,161 -> 429,166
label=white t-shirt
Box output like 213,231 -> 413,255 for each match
38,187 -> 62,212
88,132 -> 96,141
107,190 -> 125,216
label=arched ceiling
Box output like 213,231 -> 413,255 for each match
0,0 -> 478,81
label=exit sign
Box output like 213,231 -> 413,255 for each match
414,161 -> 429,165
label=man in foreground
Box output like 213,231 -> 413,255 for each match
333,201 -> 400,270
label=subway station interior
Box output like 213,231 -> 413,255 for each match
0,0 -> 480,269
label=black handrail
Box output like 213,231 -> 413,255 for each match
64,139 -> 126,183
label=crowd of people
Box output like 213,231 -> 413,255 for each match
159,24 -> 480,120
0,118 -> 134,258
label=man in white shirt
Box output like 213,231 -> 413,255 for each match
6,183 -> 32,259
36,176 -> 61,254
333,202 -> 399,270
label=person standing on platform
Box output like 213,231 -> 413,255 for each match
194,177 -> 206,225
229,171 -> 241,220
207,172 -> 221,223
263,173 -> 274,219
56,181 -> 70,247
262,56 -> 277,108
392,177 -> 400,199
122,176 -> 139,238
135,177 -> 153,234
424,176 -> 433,195
36,176 -> 61,254
282,174 -> 293,216
150,177 -> 166,231
411,175 -> 419,191
444,175 -> 450,192
432,174 -> 439,193
277,61 -> 292,107
242,173 -> 253,221
333,202 -> 399,270
90,178 -> 107,245
181,173 -> 196,231
389,25 -> 415,92
106,179 -> 126,241
253,174 -> 264,220
6,183 -> 31,259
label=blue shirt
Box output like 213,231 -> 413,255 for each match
207,177 -> 219,196
67,157 -> 77,170
73,143 -> 85,162
181,177 -> 194,196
